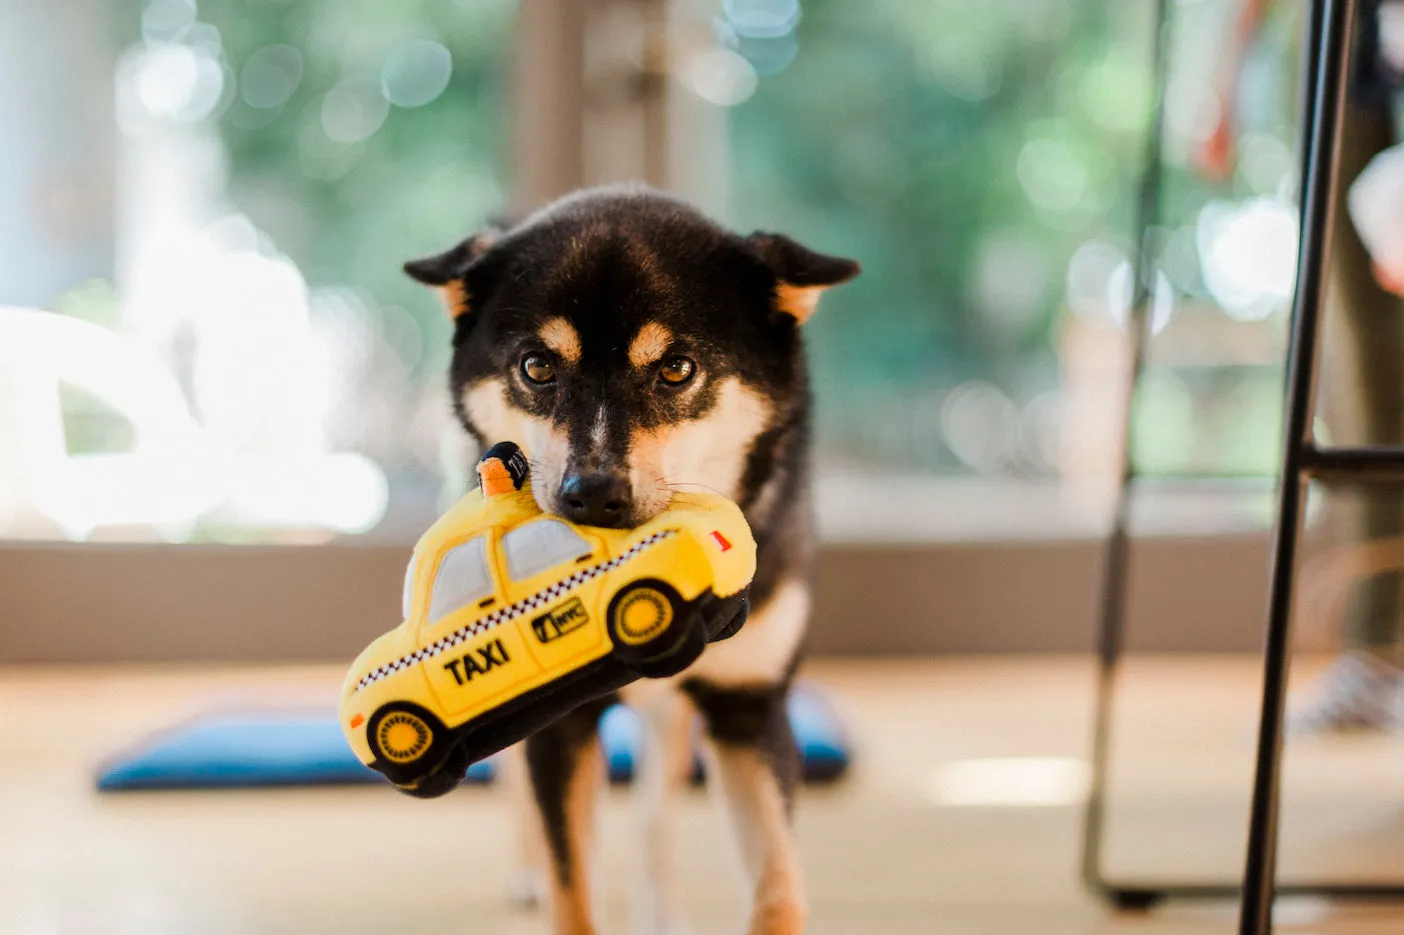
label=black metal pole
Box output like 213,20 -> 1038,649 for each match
1302,444 -> 1404,478
1239,1 -> 1356,932
1080,0 -> 1173,903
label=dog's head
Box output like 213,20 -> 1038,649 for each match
406,186 -> 859,528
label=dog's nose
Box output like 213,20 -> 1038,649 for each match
558,474 -> 633,528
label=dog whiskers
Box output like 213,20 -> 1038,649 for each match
656,481 -> 729,498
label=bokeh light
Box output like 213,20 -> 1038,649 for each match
686,47 -> 759,107
925,33 -> 1000,102
321,76 -> 389,143
381,39 -> 453,108
117,43 -> 225,131
723,0 -> 802,39
971,230 -> 1052,333
1066,239 -> 1174,335
298,113 -> 365,180
1237,131 -> 1296,194
1066,239 -> 1128,321
1077,48 -> 1150,135
1196,196 -> 1298,321
240,44 -> 303,110
141,0 -> 196,44
1017,137 -> 1089,215
1020,392 -> 1063,474
940,380 -> 1022,474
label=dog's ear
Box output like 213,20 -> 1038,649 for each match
746,232 -> 860,324
404,229 -> 501,319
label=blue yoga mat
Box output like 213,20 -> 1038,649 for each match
97,686 -> 850,792
599,685 -> 851,784
96,713 -> 495,791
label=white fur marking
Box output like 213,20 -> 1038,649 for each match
703,744 -> 807,934
690,579 -> 809,685
591,406 -> 607,454
630,693 -> 693,935
617,582 -> 810,932
503,743 -> 549,908
462,379 -> 569,511
629,377 -> 772,520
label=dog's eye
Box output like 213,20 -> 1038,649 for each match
658,356 -> 695,386
521,354 -> 556,385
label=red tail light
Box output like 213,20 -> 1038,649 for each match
710,530 -> 732,552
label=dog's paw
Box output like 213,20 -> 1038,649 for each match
506,867 -> 545,911
747,898 -> 807,935
629,899 -> 692,935
629,920 -> 692,935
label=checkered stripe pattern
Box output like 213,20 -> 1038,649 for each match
352,529 -> 679,694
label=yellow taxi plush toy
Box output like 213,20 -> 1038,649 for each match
340,441 -> 755,797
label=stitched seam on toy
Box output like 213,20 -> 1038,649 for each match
352,529 -> 679,694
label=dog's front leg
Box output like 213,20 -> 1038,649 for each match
525,700 -> 610,935
689,683 -> 805,935
503,742 -> 549,908
630,689 -> 697,935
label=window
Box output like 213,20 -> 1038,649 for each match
502,520 -> 591,582
0,0 -> 1285,548
0,0 -> 1307,662
427,537 -> 493,625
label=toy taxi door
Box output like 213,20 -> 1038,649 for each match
420,533 -> 543,720
498,519 -> 612,671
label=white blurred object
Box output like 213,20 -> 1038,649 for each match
1196,196 -> 1298,319
1379,2 -> 1404,74
0,303 -> 390,540
217,453 -> 388,534
928,757 -> 1090,808
939,380 -> 1020,474
1347,141 -> 1404,295
0,307 -> 225,538
34,32 -> 395,543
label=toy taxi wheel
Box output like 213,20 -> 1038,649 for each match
607,579 -> 698,675
367,702 -> 451,785
707,588 -> 750,644
396,741 -> 470,800
633,613 -> 706,679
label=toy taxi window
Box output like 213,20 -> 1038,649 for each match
502,520 -> 591,582
427,536 -> 494,625
400,554 -> 418,620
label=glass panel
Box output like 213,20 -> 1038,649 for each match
1102,488 -> 1404,888
720,0 -> 1294,539
427,536 -> 492,624
502,519 -> 591,582
1092,0 -> 1404,893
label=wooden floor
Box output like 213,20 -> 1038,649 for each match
2,657 -> 1402,934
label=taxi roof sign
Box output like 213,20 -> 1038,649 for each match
477,441 -> 530,498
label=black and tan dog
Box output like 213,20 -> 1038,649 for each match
406,185 -> 859,935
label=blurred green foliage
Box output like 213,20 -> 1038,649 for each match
729,0 -> 1156,467
728,0 -> 1294,475
103,0 -> 1295,478
199,0 -> 516,377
